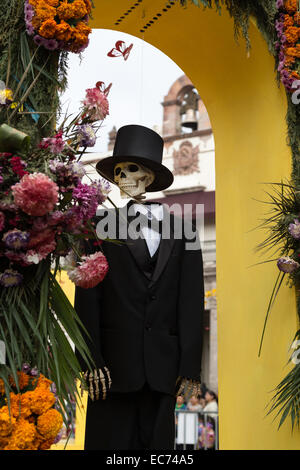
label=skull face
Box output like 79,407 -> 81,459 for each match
114,161 -> 155,199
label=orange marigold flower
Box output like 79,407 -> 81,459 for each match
284,14 -> 294,27
0,406 -> 16,437
44,0 -> 60,6
285,54 -> 296,65
294,12 -> 300,24
83,0 -> 92,14
9,393 -> 32,419
285,25 -> 300,43
75,21 -> 91,36
39,18 -> 58,38
0,379 -> 5,396
290,70 -> 300,80
57,1 -> 75,21
37,408 -> 63,440
31,1 -> 56,29
0,436 -> 9,449
286,46 -> 300,58
4,418 -> 36,450
71,0 -> 88,19
36,373 -> 53,390
55,20 -> 72,41
28,387 -> 56,415
284,0 -> 298,13
38,437 -> 56,450
8,371 -> 30,391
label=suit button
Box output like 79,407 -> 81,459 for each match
145,324 -> 152,331
150,294 -> 156,301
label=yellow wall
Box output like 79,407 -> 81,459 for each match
61,1 -> 300,449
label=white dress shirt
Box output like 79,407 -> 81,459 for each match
132,203 -> 163,257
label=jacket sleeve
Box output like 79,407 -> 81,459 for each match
74,282 -> 106,372
74,235 -> 106,372
177,230 -> 204,381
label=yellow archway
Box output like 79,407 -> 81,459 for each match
58,1 -> 300,450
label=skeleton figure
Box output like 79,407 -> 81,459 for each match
113,161 -> 155,200
76,125 -> 204,450
112,161 -> 202,401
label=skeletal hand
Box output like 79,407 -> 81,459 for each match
82,367 -> 112,401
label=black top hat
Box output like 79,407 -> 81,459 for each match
96,124 -> 174,192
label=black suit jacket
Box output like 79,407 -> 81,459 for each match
75,202 -> 204,395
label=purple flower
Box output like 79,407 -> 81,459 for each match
288,219 -> 300,240
2,229 -> 30,250
97,178 -> 111,204
43,39 -> 59,51
30,366 -> 39,377
26,23 -> 35,36
0,269 -> 23,287
70,161 -> 85,180
275,19 -> 284,35
72,182 -> 100,221
276,0 -> 284,9
77,124 -> 96,147
22,363 -> 31,374
33,35 -> 44,46
51,382 -> 57,395
25,9 -> 34,22
277,257 -> 300,273
53,429 -> 63,444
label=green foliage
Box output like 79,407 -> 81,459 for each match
0,259 -> 94,419
0,0 -> 69,146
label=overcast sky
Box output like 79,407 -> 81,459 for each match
60,29 -> 184,154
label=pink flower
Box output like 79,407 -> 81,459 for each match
67,251 -> 109,288
23,228 -> 57,264
40,131 -> 65,154
25,235 -> 56,264
12,173 -> 59,216
82,87 -> 109,122
27,228 -> 56,249
47,210 -> 65,226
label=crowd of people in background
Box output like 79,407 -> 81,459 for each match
175,384 -> 218,450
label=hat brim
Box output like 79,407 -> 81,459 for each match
95,155 -> 174,192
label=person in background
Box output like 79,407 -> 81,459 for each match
187,395 -> 203,412
175,395 -> 186,411
203,390 -> 218,419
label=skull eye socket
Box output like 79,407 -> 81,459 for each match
115,166 -> 121,176
128,164 -> 139,172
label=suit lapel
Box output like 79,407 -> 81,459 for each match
149,205 -> 175,288
125,236 -> 152,281
121,201 -> 152,280
121,201 -> 175,285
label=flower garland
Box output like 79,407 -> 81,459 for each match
0,80 -> 112,450
0,366 -> 63,450
275,0 -> 300,92
0,82 -> 110,287
25,0 -> 93,53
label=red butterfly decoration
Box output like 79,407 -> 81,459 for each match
95,81 -> 112,96
107,40 -> 133,61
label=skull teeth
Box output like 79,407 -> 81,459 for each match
119,183 -> 137,188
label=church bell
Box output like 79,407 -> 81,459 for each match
181,107 -> 198,131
